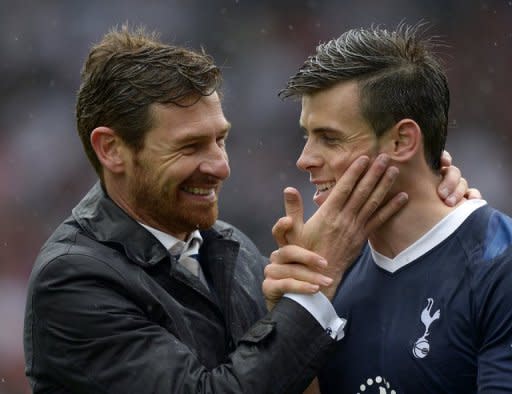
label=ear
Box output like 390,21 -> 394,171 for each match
90,127 -> 128,174
381,119 -> 422,163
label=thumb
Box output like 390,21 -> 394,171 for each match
283,187 -> 305,244
272,217 -> 293,248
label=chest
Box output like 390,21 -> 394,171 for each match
135,255 -> 266,369
320,254 -> 478,394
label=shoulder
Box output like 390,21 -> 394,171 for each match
28,217 -> 131,299
460,207 -> 512,329
451,206 -> 512,289
452,205 -> 512,264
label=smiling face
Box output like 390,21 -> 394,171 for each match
297,81 -> 382,206
124,92 -> 231,239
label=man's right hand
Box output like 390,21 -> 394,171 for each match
263,154 -> 408,307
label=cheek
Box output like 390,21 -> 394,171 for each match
330,153 -> 355,180
330,144 -> 377,180
161,158 -> 199,185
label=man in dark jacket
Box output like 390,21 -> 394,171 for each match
24,26 -> 468,393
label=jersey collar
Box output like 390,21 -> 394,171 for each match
370,199 -> 487,273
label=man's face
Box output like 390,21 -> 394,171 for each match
297,81 -> 380,206
126,92 -> 231,239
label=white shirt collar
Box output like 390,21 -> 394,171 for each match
369,199 -> 487,273
139,223 -> 203,255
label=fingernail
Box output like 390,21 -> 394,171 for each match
358,156 -> 370,166
439,187 -> 449,199
307,284 -> 320,293
318,258 -> 328,267
387,166 -> 399,178
320,276 -> 333,286
378,154 -> 390,165
398,192 -> 409,203
446,196 -> 456,206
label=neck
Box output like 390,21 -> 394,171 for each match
368,169 -> 464,259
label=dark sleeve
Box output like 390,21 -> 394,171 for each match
25,255 -> 334,394
476,255 -> 512,393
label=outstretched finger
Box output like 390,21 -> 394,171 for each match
365,191 -> 408,233
320,155 -> 370,215
344,154 -> 393,217
357,165 -> 399,222
284,187 -> 304,220
282,187 -> 305,245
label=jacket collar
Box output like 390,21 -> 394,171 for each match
72,182 -> 235,268
72,182 -> 168,267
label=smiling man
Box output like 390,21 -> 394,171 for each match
98,96 -> 231,238
23,26 -> 413,394
23,25 -> 472,394
264,24 -> 512,393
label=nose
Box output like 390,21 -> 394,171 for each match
199,144 -> 230,180
296,141 -> 322,172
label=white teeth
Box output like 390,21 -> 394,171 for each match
182,187 -> 214,195
316,182 -> 336,192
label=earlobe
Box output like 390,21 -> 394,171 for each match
90,127 -> 126,174
387,119 -> 421,163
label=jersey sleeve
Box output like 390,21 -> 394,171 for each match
475,251 -> 512,392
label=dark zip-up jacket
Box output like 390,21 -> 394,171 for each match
24,182 -> 335,393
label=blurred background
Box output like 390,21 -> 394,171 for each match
0,1 -> 510,392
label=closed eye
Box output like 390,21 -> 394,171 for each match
320,134 -> 339,144
181,143 -> 198,155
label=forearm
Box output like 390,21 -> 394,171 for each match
30,277 -> 335,393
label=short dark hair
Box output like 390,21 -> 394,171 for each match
76,25 -> 222,178
280,23 -> 449,171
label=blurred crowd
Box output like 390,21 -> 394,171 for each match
0,1 -> 510,392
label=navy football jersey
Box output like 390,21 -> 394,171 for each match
319,200 -> 512,393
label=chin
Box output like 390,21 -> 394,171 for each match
186,209 -> 218,230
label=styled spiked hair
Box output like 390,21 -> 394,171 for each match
280,23 -> 449,171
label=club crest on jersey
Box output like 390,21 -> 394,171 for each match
412,298 -> 440,359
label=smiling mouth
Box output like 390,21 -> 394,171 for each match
181,186 -> 216,196
316,181 -> 336,193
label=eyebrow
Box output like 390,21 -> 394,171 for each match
177,122 -> 232,145
300,125 -> 344,135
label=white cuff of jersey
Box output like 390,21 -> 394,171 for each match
284,292 -> 346,340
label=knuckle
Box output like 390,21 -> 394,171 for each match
271,217 -> 287,235
375,210 -> 388,226
264,264 -> 275,278
261,279 -> 273,295
451,165 -> 460,174
366,199 -> 380,216
269,250 -> 280,262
